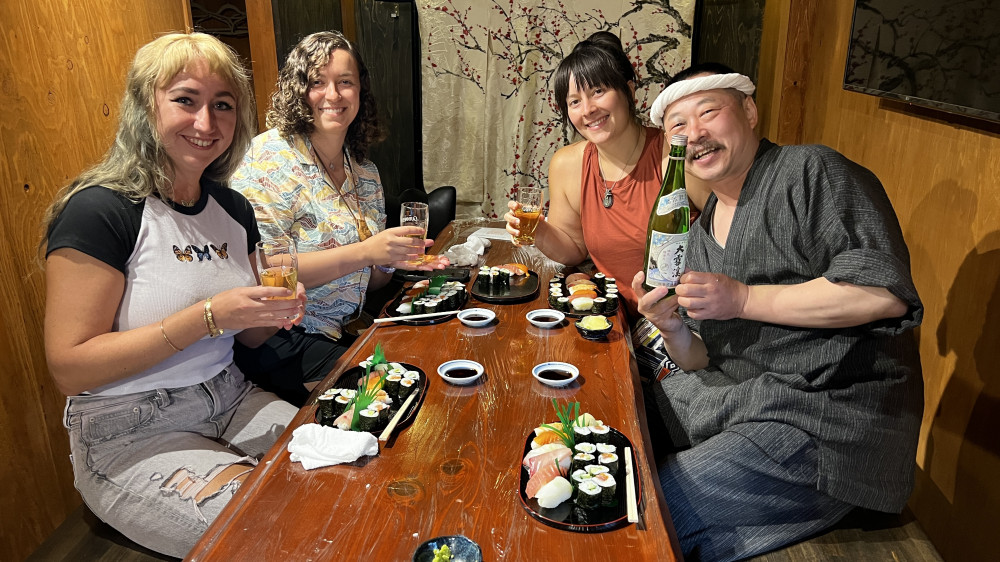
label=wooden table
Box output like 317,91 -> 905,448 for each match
188,221 -> 682,561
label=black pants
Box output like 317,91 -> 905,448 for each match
233,326 -> 355,406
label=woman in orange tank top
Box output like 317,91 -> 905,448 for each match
504,31 -> 704,319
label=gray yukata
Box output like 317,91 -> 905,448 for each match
656,139 -> 923,561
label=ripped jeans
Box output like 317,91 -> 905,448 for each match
63,365 -> 297,558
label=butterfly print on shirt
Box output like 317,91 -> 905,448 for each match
211,243 -> 229,259
191,245 -> 212,262
173,245 -> 193,262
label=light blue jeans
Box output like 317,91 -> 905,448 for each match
63,365 -> 297,558
659,421 -> 854,561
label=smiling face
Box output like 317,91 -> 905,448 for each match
306,48 -> 361,141
154,59 -> 237,185
565,74 -> 636,146
661,82 -> 759,193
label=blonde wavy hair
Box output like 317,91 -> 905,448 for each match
38,32 -> 256,259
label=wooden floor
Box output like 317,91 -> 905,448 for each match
31,504 -> 942,561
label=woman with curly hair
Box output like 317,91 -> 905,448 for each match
41,32 -> 303,557
232,31 -> 446,404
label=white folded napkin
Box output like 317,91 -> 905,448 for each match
443,236 -> 491,267
287,423 -> 379,470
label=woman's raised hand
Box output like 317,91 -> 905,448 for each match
503,200 -> 523,244
209,285 -> 305,331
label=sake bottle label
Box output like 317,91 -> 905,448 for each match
655,190 -> 689,216
644,231 -> 687,288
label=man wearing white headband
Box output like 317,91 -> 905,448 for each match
632,63 -> 924,561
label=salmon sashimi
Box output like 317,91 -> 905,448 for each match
525,459 -> 568,498
523,445 -> 571,477
530,431 -> 565,449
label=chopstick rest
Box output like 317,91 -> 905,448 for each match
625,447 -> 639,523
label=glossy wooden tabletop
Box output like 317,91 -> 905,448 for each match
187,221 -> 682,561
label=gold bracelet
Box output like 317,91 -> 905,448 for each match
159,319 -> 183,352
204,297 -> 224,338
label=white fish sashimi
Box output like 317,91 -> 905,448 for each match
535,476 -> 573,508
522,443 -> 566,467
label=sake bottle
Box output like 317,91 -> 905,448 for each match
642,134 -> 689,294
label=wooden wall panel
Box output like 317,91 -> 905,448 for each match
0,1 -> 189,559
762,2 -> 1000,560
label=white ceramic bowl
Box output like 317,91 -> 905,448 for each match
457,308 -> 496,327
531,361 -> 580,388
525,309 -> 566,329
437,360 -> 485,385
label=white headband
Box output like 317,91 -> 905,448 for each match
649,73 -> 756,127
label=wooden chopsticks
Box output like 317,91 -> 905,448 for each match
378,390 -> 419,442
625,447 -> 640,523
372,310 -> 460,324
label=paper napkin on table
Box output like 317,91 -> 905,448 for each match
443,236 -> 491,267
287,423 -> 379,470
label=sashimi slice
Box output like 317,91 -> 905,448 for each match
333,406 -> 355,430
523,443 -> 565,467
535,476 -> 573,508
526,459 -> 567,498
530,431 -> 564,449
524,446 -> 572,477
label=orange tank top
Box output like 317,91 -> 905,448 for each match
580,126 -> 663,318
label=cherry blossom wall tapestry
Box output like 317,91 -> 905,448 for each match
417,0 -> 695,218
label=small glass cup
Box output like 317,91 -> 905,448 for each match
256,237 -> 298,299
400,201 -> 429,267
514,187 -> 543,246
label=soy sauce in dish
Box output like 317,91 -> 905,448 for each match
532,315 -> 560,323
463,315 -> 490,322
444,368 -> 479,379
537,369 -> 574,381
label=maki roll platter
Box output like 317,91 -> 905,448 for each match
517,426 -> 642,533
471,264 -> 540,303
547,271 -> 620,318
315,362 -> 428,436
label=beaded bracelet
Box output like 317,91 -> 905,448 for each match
159,319 -> 183,352
204,297 -> 224,338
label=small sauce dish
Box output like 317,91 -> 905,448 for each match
438,359 -> 485,385
526,309 -> 565,329
531,361 -> 580,388
458,308 -> 496,327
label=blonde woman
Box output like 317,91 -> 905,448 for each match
41,33 -> 301,557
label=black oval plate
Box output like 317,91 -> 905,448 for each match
518,427 -> 642,533
386,290 -> 469,325
412,535 -> 482,562
316,363 -> 427,435
471,270 -> 540,304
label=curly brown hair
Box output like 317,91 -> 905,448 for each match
266,31 -> 383,162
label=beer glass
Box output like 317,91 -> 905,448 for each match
256,237 -> 298,299
400,201 -> 429,267
514,187 -> 543,245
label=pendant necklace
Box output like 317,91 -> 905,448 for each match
312,142 -> 373,241
599,128 -> 643,209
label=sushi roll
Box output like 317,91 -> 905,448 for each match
590,423 -> 611,443
605,293 -> 619,313
412,299 -> 426,315
556,296 -> 570,312
592,297 -> 607,315
424,299 -> 438,314
576,480 -> 602,510
585,464 -> 610,477
549,293 -> 562,308
398,377 -> 417,400
574,442 -> 598,455
384,374 -> 402,398
592,272 -> 606,291
571,468 -> 593,486
573,425 -> 593,444
571,452 -> 595,474
333,394 -> 352,417
339,389 -> 357,400
593,472 -> 618,507
403,370 -> 421,381
357,408 -> 380,431
596,443 -> 617,455
317,394 -> 336,425
476,268 -> 490,292
598,452 -> 620,474
370,401 -> 391,424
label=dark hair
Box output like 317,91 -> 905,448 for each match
553,31 -> 637,134
667,62 -> 739,87
266,31 -> 383,162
